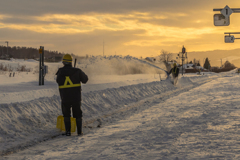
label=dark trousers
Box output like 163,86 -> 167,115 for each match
61,101 -> 82,119
62,101 -> 83,135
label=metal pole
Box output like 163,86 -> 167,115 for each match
224,32 -> 240,34
39,46 -> 42,85
213,8 -> 240,12
182,53 -> 183,75
74,59 -> 77,67
41,47 -> 44,85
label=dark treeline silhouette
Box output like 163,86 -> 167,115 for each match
0,46 -> 73,62
211,60 -> 236,73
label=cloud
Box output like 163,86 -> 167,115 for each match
0,0 -> 232,16
0,11 -> 217,36
0,0 -> 240,58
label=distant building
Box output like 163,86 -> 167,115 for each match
184,63 -> 206,73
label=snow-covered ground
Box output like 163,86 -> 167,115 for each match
0,56 -> 240,159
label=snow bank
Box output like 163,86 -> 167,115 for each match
0,80 -> 175,155
176,76 -> 194,88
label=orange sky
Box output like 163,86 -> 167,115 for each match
1,0 -> 240,58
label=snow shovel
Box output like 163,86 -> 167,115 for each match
56,115 -> 76,132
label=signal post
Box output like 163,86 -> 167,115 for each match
177,46 -> 187,76
213,5 -> 240,43
39,46 -> 47,86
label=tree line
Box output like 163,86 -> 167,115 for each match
0,46 -> 73,62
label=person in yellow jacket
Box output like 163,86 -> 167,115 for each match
56,54 -> 88,136
168,63 -> 179,86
